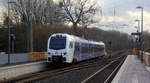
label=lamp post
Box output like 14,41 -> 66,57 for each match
136,6 -> 143,34
7,0 -> 16,64
136,6 -> 144,61
28,12 -> 33,52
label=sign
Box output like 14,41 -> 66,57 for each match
136,37 -> 143,42
29,52 -> 46,61
131,32 -> 141,35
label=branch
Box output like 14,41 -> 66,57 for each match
62,0 -> 75,23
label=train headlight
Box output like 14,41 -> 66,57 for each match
64,52 -> 67,55
48,57 -> 51,61
63,57 -> 66,61
48,52 -> 51,55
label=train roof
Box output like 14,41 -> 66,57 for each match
50,33 -> 105,45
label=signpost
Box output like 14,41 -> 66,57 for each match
10,34 -> 16,53
136,37 -> 143,42
109,41 -> 112,58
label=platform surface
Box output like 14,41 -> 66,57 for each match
112,55 -> 150,83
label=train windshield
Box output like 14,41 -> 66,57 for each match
49,36 -> 66,50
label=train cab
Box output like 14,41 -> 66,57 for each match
47,34 -> 74,63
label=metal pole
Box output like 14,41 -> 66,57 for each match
136,6 -> 144,61
11,34 -> 15,53
12,39 -> 14,53
7,1 -> 16,64
141,8 -> 143,34
137,21 -> 140,54
109,41 -> 112,58
29,16 -> 33,52
27,0 -> 33,52
141,7 -> 144,62
24,0 -> 33,52
135,20 -> 140,54
7,0 -> 10,64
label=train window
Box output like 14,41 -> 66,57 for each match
81,47 -> 85,53
94,47 -> 104,52
81,46 -> 89,53
94,47 -> 100,52
75,42 -> 81,52
69,42 -> 73,48
89,46 -> 93,53
75,45 -> 80,51
49,37 -> 66,50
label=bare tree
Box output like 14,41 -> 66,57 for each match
9,0 -> 63,24
60,0 -> 98,29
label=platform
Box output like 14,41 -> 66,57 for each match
112,55 -> 150,83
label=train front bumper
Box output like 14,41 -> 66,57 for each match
48,55 -> 66,63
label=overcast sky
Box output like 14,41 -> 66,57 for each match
91,0 -> 150,33
0,0 -> 150,34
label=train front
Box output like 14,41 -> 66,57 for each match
47,34 -> 69,63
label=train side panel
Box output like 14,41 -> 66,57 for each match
73,41 -> 106,62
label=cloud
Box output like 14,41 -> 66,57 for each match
101,16 -> 127,23
127,11 -> 139,17
92,0 -> 150,33
127,10 -> 150,31
92,16 -> 102,22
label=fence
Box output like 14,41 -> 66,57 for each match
0,52 -> 47,65
143,52 -> 150,66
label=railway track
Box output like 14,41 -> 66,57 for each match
2,50 -> 129,83
81,55 -> 127,83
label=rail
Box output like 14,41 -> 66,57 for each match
104,55 -> 127,83
81,55 -> 126,83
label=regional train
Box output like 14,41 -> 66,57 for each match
47,33 -> 107,63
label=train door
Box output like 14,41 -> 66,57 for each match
79,43 -> 82,61
92,46 -> 94,57
73,42 -> 81,62
67,40 -> 74,63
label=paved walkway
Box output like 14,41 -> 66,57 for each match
112,55 -> 150,83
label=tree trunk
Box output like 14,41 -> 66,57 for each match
73,23 -> 77,36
